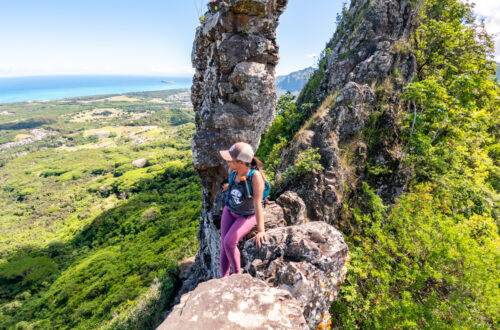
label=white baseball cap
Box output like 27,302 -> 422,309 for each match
219,142 -> 254,163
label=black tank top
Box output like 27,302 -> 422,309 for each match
227,174 -> 255,216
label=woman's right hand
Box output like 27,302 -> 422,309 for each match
222,183 -> 228,192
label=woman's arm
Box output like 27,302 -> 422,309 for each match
251,171 -> 266,248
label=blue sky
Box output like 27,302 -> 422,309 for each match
0,0 -> 343,77
0,0 -> 498,78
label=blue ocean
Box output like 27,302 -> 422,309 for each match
0,75 -> 192,103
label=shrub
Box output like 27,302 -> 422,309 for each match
256,93 -> 308,161
331,183 -> 499,328
280,148 -> 324,183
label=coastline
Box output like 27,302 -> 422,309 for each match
0,75 -> 193,104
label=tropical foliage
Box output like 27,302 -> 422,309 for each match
329,0 -> 499,328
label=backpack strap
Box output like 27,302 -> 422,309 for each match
229,170 -> 236,186
247,169 -> 271,201
248,169 -> 267,197
247,169 -> 257,180
226,170 -> 236,202
246,169 -> 257,195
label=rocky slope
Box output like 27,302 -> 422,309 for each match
160,221 -> 348,329
276,0 -> 418,227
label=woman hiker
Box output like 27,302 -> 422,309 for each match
219,142 -> 267,277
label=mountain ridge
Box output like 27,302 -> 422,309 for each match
276,67 -> 315,95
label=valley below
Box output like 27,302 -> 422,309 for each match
0,89 -> 201,329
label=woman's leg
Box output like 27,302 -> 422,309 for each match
220,206 -> 236,277
222,212 -> 256,275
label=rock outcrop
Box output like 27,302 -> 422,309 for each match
158,274 -> 308,330
188,0 -> 288,289
237,201 -> 286,270
132,158 -> 147,168
276,190 -> 307,225
162,222 -> 348,330
243,222 -> 348,328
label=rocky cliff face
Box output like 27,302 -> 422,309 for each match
277,0 -> 418,226
243,222 -> 348,328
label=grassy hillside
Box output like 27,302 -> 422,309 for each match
0,90 -> 201,329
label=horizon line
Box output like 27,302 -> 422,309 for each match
0,73 -> 196,79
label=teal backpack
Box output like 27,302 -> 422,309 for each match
226,169 -> 270,202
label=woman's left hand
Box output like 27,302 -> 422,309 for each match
254,231 -> 266,248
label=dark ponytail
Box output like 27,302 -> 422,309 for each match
248,157 -> 263,171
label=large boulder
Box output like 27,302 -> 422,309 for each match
242,221 -> 349,329
132,158 -> 147,168
163,220 -> 349,329
157,274 -> 307,330
242,200 -> 286,242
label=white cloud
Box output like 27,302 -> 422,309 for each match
470,0 -> 500,61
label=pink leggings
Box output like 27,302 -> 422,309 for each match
220,205 -> 256,277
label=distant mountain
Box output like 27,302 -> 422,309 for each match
276,67 -> 315,96
276,63 -> 500,94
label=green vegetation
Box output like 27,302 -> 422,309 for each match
256,92 -> 299,160
328,0 -> 499,328
262,136 -> 287,187
280,148 -> 324,182
0,90 -> 201,329
256,92 -> 314,161
256,93 -> 322,196
1,0 -> 499,327
297,57 -> 326,106
0,116 -> 57,130
332,182 -> 498,328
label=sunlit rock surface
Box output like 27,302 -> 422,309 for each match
243,221 -> 348,328
157,274 -> 307,330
